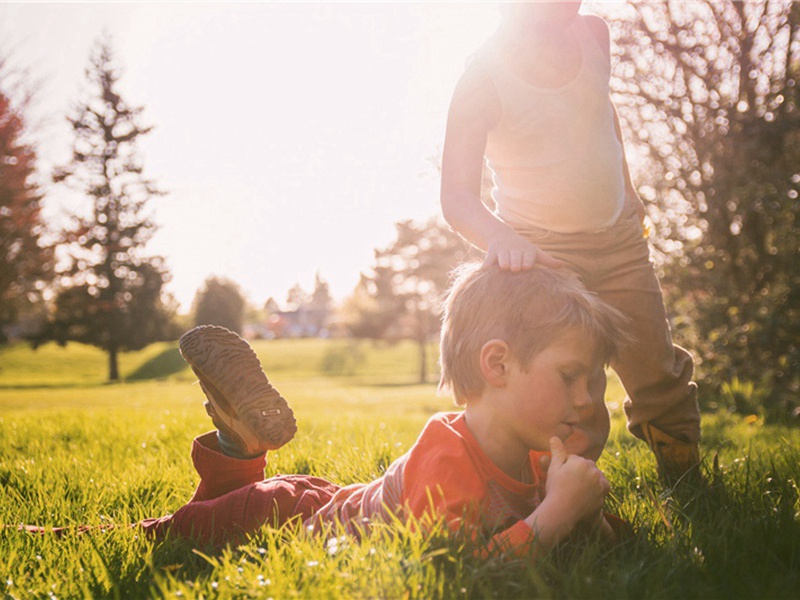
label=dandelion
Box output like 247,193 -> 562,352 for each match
307,561 -> 319,568
211,582 -> 218,590
6,579 -> 12,587
327,535 -> 348,556
256,547 -> 267,555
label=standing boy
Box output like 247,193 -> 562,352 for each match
440,1 -> 701,483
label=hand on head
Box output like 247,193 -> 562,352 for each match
483,230 -> 564,272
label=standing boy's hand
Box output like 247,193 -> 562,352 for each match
484,229 -> 565,272
525,437 -> 610,549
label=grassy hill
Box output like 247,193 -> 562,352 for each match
0,338 -> 797,598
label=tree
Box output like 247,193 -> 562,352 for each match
45,258 -> 179,352
605,0 -> 800,417
48,37 -> 171,381
0,56 -> 52,342
308,271 -> 332,333
346,218 -> 473,383
280,273 -> 333,336
285,283 -> 310,312
340,266 -> 402,340
193,276 -> 246,335
263,297 -> 280,315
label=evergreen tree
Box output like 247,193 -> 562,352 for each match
47,38 -> 172,381
347,219 -> 472,383
0,57 -> 52,341
309,271 -> 332,333
193,276 -> 246,335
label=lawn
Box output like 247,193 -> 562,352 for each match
0,339 -> 798,599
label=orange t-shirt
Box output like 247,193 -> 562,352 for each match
307,412 -> 547,553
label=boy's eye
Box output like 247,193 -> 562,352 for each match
560,371 -> 577,384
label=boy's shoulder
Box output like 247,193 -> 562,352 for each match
579,14 -> 610,57
404,412 -> 481,474
400,412 -> 489,502
448,50 -> 502,129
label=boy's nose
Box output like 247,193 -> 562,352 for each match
573,386 -> 593,410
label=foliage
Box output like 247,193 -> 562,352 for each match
0,339 -> 798,598
193,276 -> 246,334
308,271 -> 333,332
342,218 -> 473,383
44,37 -> 174,380
44,259 -> 179,355
0,56 -> 53,342
606,0 -> 800,418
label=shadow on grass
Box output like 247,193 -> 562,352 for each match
126,348 -> 188,382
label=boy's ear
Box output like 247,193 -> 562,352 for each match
479,339 -> 512,387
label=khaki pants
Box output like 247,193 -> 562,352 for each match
517,200 -> 701,445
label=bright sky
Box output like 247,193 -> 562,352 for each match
1,2 -> 622,313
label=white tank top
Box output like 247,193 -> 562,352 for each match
477,19 -> 626,233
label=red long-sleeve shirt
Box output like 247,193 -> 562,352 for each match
308,412 -> 546,552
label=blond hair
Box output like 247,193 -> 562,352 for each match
439,263 -> 629,404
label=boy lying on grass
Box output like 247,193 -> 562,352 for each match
20,264 -> 629,555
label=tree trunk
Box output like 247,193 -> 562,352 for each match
108,345 -> 119,381
418,337 -> 427,384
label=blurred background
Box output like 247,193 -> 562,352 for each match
0,1 -> 797,420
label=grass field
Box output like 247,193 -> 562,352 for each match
1,339 -> 798,599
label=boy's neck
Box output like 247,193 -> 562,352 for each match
502,12 -> 578,51
498,19 -> 582,88
463,403 -> 531,481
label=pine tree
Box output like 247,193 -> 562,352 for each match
0,59 -> 52,341
48,37 -> 172,380
347,219 -> 473,383
193,276 -> 246,335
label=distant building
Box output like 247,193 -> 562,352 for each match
243,306 -> 335,340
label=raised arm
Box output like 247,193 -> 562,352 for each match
440,67 -> 563,272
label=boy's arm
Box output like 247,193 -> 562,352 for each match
524,437 -> 610,547
484,437 -> 612,557
440,68 -> 564,272
585,14 -> 647,224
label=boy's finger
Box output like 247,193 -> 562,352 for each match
539,453 -> 551,472
549,436 -> 568,465
599,472 -> 611,495
481,250 -> 498,269
496,252 -> 510,271
521,251 -> 536,270
535,249 -> 566,270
